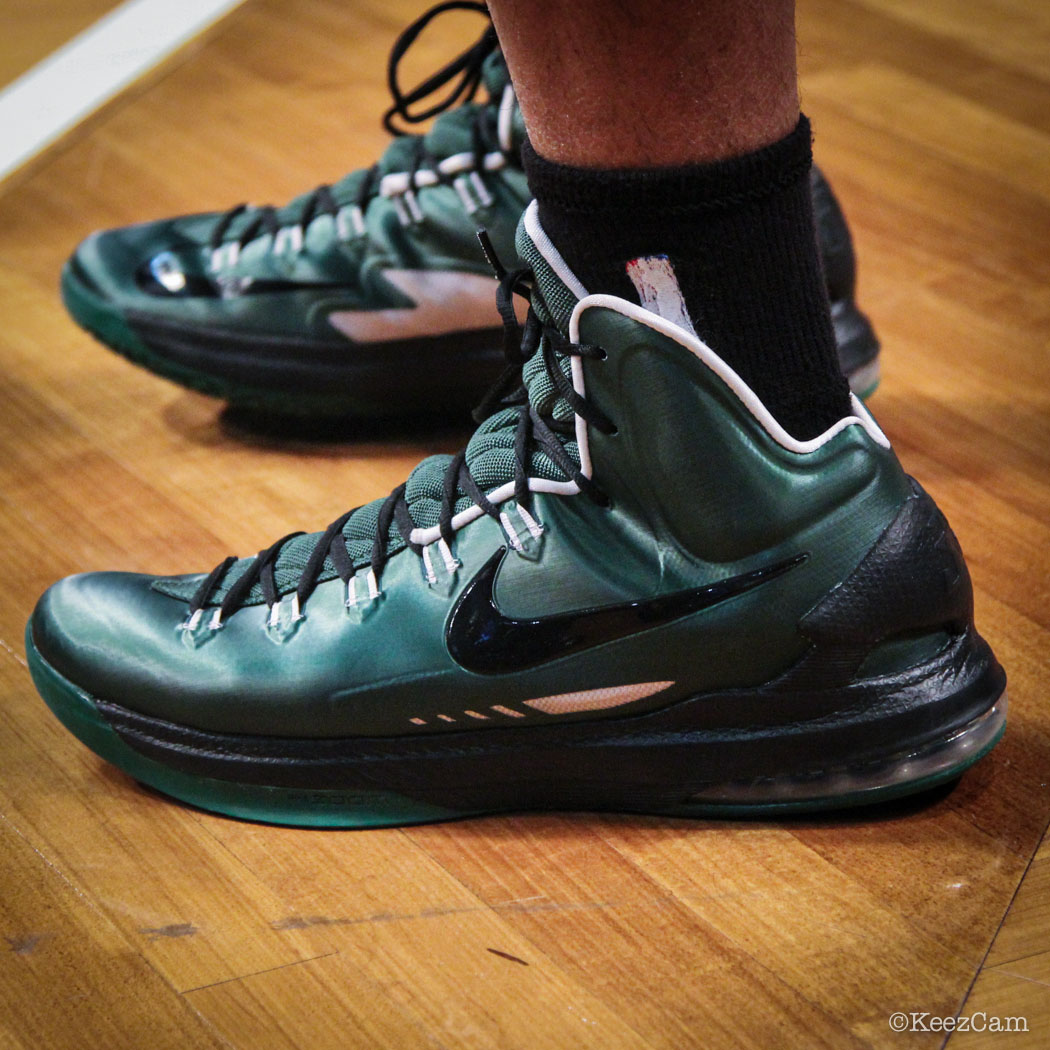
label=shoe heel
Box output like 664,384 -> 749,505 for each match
675,692 -> 1006,814
832,297 -> 880,398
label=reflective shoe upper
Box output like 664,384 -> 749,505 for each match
35,204 -> 964,732
129,49 -> 526,333
61,7 -> 879,416
63,23 -> 531,415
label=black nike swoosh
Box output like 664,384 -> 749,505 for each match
446,549 -> 808,675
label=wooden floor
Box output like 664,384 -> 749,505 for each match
0,0 -> 123,88
1,1 -> 1049,1047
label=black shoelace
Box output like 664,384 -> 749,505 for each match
187,250 -> 617,625
208,1 -> 508,261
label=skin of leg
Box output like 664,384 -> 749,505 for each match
488,0 -> 799,167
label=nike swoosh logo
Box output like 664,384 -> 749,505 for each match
328,270 -> 500,342
446,549 -> 807,675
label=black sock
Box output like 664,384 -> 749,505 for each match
521,115 -> 852,440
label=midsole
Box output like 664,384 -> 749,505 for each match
125,312 -> 507,397
88,630 -> 1004,808
689,696 -> 1005,805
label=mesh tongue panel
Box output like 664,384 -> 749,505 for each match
157,210 -> 584,607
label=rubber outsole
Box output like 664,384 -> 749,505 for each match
63,262 -> 883,415
26,624 -> 1005,828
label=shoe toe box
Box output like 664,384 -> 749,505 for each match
30,571 -> 202,709
67,214 -> 217,306
28,570 -> 362,735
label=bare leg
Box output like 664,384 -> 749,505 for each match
488,0 -> 799,167
487,0 -> 849,439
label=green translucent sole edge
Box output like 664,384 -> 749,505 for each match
26,626 -> 462,828
26,625 -> 1004,828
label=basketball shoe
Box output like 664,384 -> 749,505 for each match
61,6 -> 880,418
28,205 -> 1003,826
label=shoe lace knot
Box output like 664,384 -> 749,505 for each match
382,0 -> 497,135
207,2 -> 510,268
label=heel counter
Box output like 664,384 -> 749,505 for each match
811,166 -> 857,304
796,480 -> 975,683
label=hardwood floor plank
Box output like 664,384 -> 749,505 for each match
984,852 -> 1050,969
188,916 -> 656,1050
810,64 -> 1050,205
856,0 -> 1050,87
994,950 -> 1050,988
799,0 -> 1050,138
406,817 -> 870,1049
1,1 -> 1048,1047
0,808 -> 226,1050
947,969 -> 1045,1048
185,954 -> 450,1050
0,0 -> 123,89
0,653 -> 326,993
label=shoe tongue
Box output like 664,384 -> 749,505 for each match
514,209 -> 587,422
481,49 -> 509,95
515,206 -> 585,335
160,209 -> 585,610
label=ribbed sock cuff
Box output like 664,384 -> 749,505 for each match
522,116 -> 813,216
519,114 -> 851,440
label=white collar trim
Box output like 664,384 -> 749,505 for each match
569,294 -> 891,453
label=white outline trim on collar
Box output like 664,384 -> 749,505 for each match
523,200 -> 589,299
408,204 -> 887,550
497,84 -> 517,154
569,294 -> 890,452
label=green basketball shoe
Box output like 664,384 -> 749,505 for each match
61,6 -> 880,418
29,204 -> 1002,827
